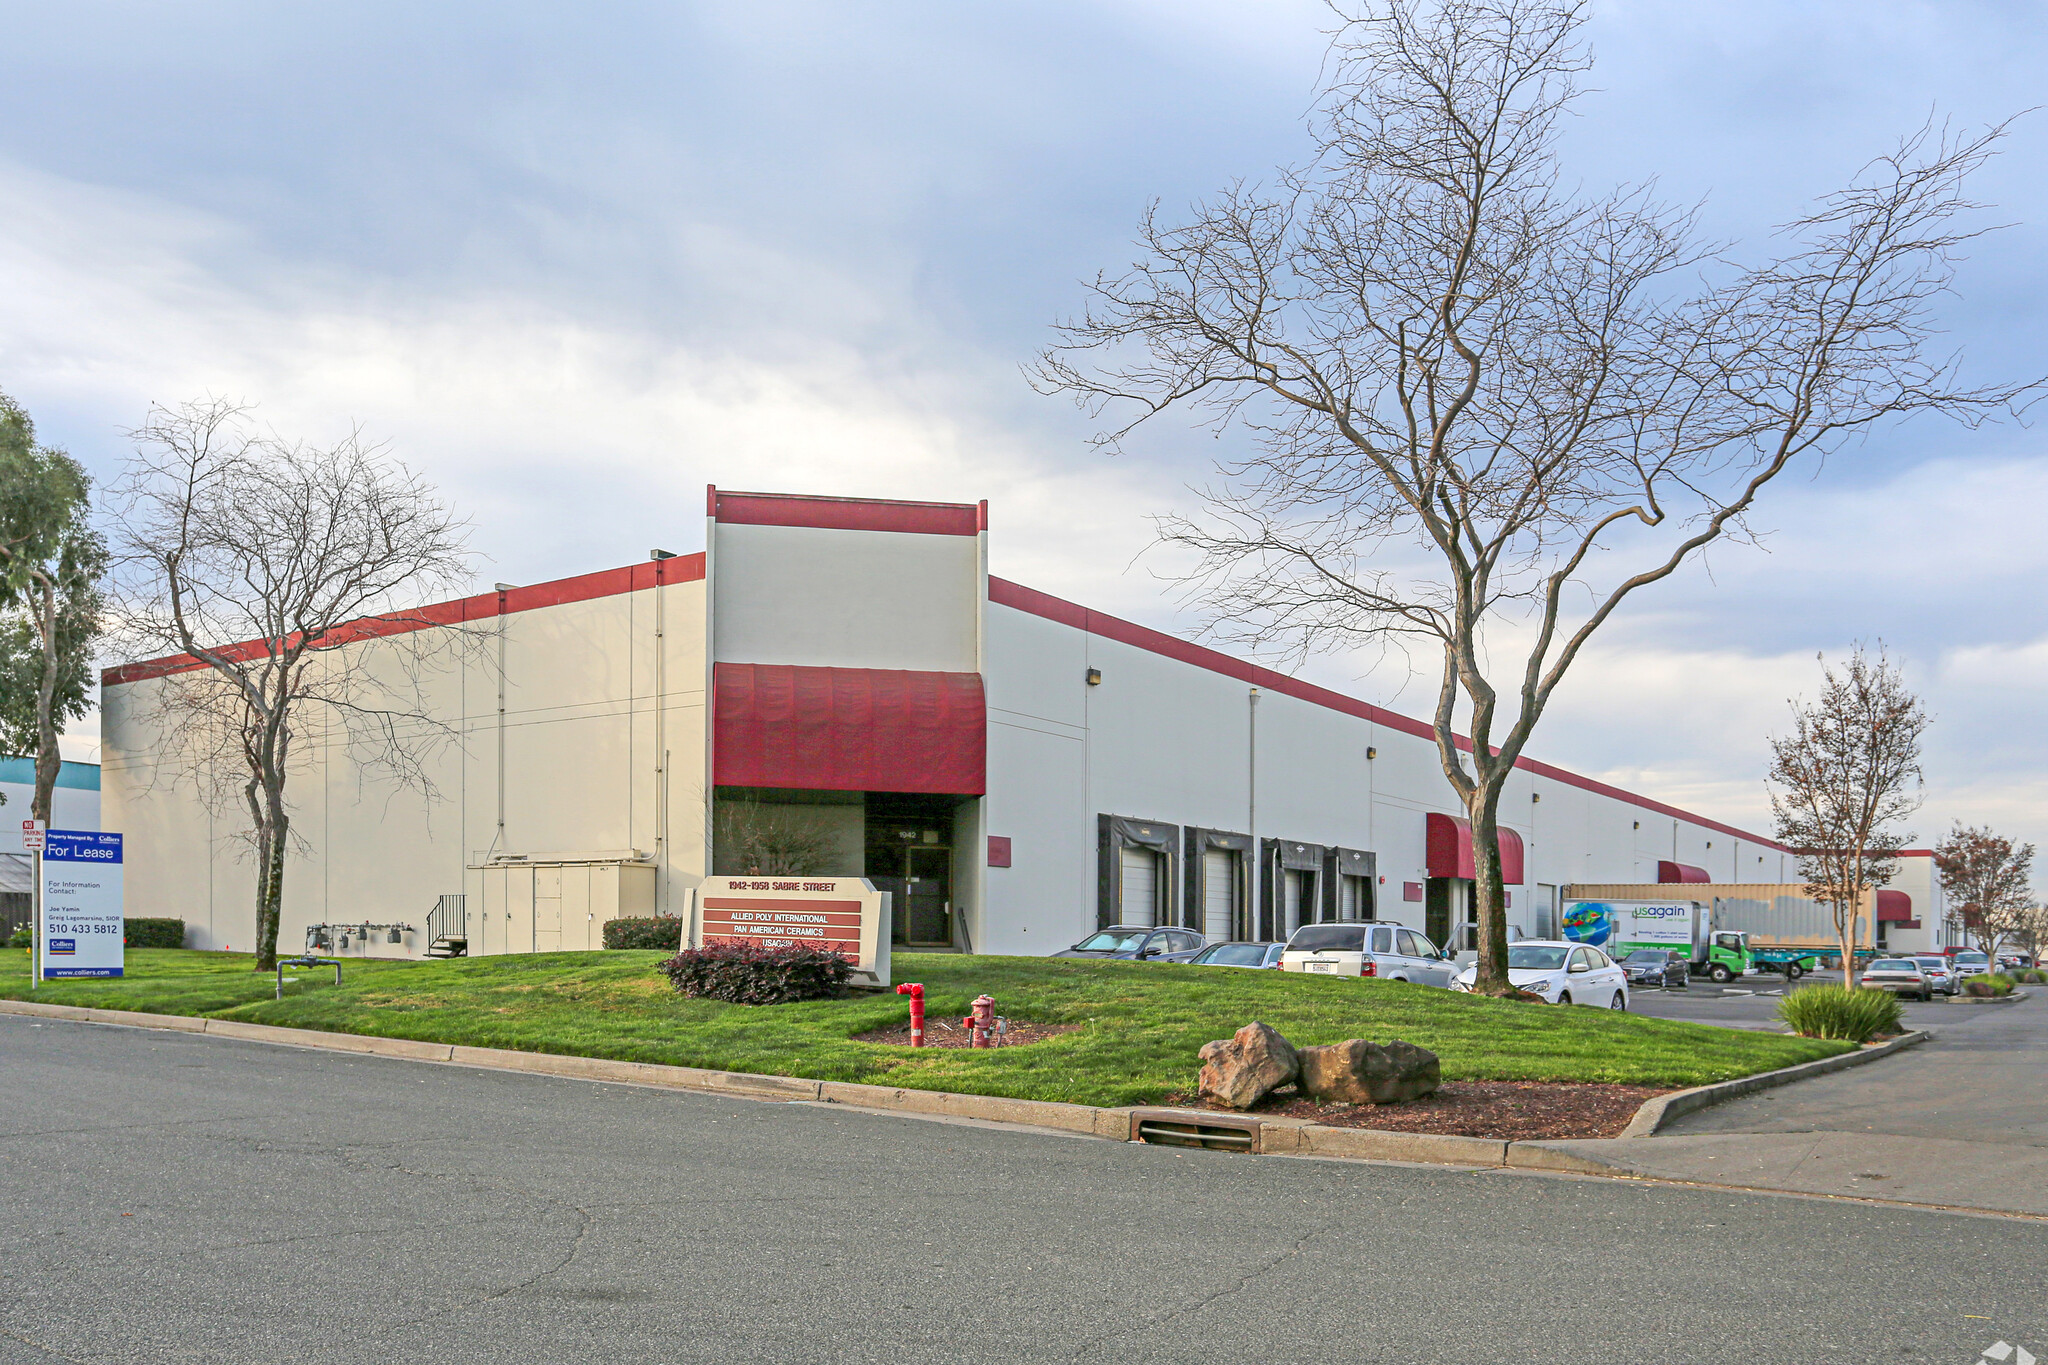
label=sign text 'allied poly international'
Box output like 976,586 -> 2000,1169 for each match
690,876 -> 890,986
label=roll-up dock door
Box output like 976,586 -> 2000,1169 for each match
1120,845 -> 1161,927
1098,815 -> 1179,931
1282,869 -> 1309,936
1202,849 -> 1236,940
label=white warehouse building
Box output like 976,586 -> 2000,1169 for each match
102,489 -> 1943,960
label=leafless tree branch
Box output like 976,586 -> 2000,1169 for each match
1034,0 -> 2036,992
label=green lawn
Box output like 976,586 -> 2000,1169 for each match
1,948 -> 1850,1107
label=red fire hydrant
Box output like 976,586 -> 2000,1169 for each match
895,982 -> 925,1047
967,994 -> 996,1049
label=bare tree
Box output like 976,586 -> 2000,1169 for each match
1034,0 -> 2036,993
712,798 -> 836,877
1768,647 -> 1928,986
2005,903 -> 2048,968
114,399 -> 472,970
1933,823 -> 2036,955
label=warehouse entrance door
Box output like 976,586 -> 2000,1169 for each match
866,793 -> 966,949
1426,877 -> 1472,951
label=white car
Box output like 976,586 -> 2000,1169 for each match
1453,940 -> 1631,1009
1908,955 -> 1958,997
1278,921 -> 1460,987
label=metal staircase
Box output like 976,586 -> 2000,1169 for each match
424,894 -> 468,958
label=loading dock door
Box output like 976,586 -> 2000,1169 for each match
1283,870 -> 1311,936
1120,846 -> 1161,927
1202,849 -> 1236,940
1338,875 -> 1369,921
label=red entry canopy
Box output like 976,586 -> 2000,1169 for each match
1658,861 -> 1711,884
1875,890 -> 1915,924
1424,812 -> 1525,885
713,663 -> 986,795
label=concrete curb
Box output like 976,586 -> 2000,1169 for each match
1613,1029 -> 1929,1139
1949,988 -> 2028,1006
0,999 -> 1923,1178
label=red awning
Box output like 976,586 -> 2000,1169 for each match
1424,813 -> 1525,885
1875,890 -> 1914,923
1658,861 -> 1711,884
713,663 -> 986,795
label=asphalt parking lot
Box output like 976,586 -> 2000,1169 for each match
1623,975 -> 2001,1031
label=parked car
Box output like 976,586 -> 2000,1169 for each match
1950,950 -> 1993,979
1909,955 -> 1958,997
1053,926 -> 1207,963
1453,941 -> 1631,1009
1996,953 -> 2032,974
1278,921 -> 1459,987
1187,940 -> 1285,969
1860,958 -> 1935,1001
1618,948 -> 1689,989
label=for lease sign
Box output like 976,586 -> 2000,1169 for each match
692,877 -> 890,986
42,829 -> 124,979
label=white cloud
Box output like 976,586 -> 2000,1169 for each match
4,2 -> 2045,887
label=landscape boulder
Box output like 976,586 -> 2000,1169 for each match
1197,1021 -> 1300,1110
1296,1039 -> 1441,1105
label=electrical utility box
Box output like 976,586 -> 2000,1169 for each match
469,852 -> 658,956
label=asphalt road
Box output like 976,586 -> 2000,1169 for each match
1664,992 -> 2048,1146
4,1015 -> 2047,1365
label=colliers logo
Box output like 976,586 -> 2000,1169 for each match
1983,1343 -> 2037,1365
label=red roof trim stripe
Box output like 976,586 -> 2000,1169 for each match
711,487 -> 981,537
987,575 -> 1788,852
102,553 -> 705,687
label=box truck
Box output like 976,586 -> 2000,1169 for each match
1559,898 -> 1768,983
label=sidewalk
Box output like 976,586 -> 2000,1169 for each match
1524,993 -> 2048,1215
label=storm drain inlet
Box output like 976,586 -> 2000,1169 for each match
1129,1110 -> 1260,1153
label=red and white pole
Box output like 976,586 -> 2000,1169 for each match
895,982 -> 925,1047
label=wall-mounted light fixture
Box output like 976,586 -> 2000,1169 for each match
1085,667 -> 1102,686
650,548 -> 676,561
1531,792 -> 1542,804
1632,820 -> 1640,830
1706,841 -> 1713,850
1366,746 -> 1377,760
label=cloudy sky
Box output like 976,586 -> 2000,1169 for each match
2,0 -> 2043,858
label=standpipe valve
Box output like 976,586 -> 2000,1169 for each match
968,994 -> 997,1049
895,982 -> 926,1047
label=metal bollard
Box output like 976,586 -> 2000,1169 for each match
895,982 -> 925,1047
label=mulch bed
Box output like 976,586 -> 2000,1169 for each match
1164,1080 -> 1677,1142
853,1020 -> 1082,1049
